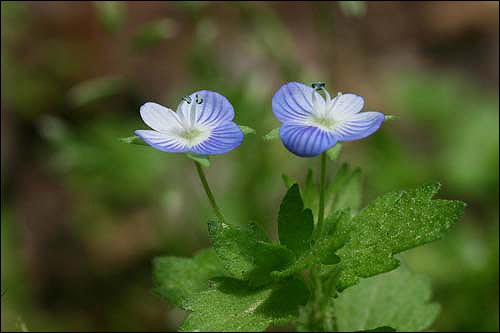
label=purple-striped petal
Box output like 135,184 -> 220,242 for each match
191,122 -> 244,155
135,130 -> 189,153
178,90 -> 235,128
140,102 -> 183,132
272,82 -> 325,123
330,93 -> 364,119
279,123 -> 337,157
332,112 -> 385,141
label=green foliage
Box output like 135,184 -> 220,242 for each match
334,267 -> 440,332
284,162 -> 363,218
263,127 -> 280,141
208,220 -> 294,287
273,209 -> 350,279
326,143 -> 342,161
152,249 -> 225,306
152,165 -> 465,332
278,184 -> 314,256
326,163 -> 363,216
334,183 -> 466,290
118,135 -> 148,146
239,125 -> 256,135
180,278 -> 309,332
186,153 -> 210,167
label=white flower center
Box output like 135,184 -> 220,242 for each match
303,89 -> 342,132
174,126 -> 211,147
170,99 -> 211,147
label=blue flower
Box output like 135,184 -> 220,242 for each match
136,90 -> 244,155
272,82 -> 385,157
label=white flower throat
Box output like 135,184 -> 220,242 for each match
172,96 -> 211,147
305,88 -> 343,132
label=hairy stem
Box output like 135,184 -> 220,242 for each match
317,152 -> 327,235
194,161 -> 225,223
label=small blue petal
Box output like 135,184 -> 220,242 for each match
279,123 -> 337,157
272,82 -> 325,123
178,90 -> 235,127
191,121 -> 244,155
135,130 -> 189,153
333,111 -> 385,142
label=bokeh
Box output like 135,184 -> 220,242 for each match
1,1 -> 498,331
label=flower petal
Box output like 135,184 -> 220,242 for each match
135,130 -> 188,153
330,93 -> 365,120
191,122 -> 244,155
140,102 -> 184,133
279,123 -> 337,157
272,82 -> 325,123
178,90 -> 235,128
332,111 -> 385,141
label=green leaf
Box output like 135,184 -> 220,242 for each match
334,267 -> 440,332
180,277 -> 309,332
335,183 -> 466,290
263,127 -> 280,141
132,18 -> 177,51
272,209 -> 351,279
384,115 -> 400,121
208,220 -> 294,287
278,184 -> 314,256
118,135 -> 148,146
94,1 -> 126,33
152,249 -> 226,306
281,174 -> 294,188
186,153 -> 210,167
326,163 -> 363,216
239,125 -> 256,135
325,143 -> 342,161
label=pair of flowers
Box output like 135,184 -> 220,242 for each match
136,82 -> 385,157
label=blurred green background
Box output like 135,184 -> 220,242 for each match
1,1 -> 498,331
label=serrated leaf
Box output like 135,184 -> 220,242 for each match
326,143 -> 342,161
118,135 -> 148,146
180,277 -> 309,332
263,127 -> 280,141
239,125 -> 256,135
208,220 -> 294,287
152,249 -> 226,306
335,183 -> 466,290
186,153 -> 210,167
278,184 -> 314,256
334,267 -> 440,332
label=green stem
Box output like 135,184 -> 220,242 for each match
194,161 -> 226,223
317,152 -> 327,236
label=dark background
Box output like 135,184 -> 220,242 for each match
1,1 -> 498,331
